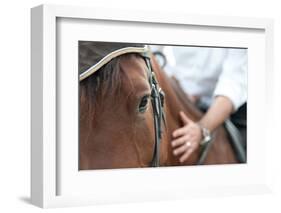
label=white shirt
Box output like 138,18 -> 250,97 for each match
156,46 -> 247,112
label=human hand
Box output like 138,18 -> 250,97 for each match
171,111 -> 202,163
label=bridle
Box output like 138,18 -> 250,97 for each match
79,45 -> 165,167
141,51 -> 165,167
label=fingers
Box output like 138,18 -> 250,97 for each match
179,148 -> 194,163
171,135 -> 190,147
172,139 -> 198,163
179,111 -> 192,125
173,141 -> 195,162
173,143 -> 189,156
171,111 -> 197,163
172,126 -> 188,138
173,112 -> 193,137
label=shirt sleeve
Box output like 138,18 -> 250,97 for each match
213,49 -> 247,112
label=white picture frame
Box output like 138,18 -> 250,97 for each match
31,4 -> 274,208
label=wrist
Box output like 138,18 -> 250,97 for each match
197,123 -> 212,146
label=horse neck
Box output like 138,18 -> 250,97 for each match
151,56 -> 203,165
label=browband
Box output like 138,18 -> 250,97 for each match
79,46 -> 151,81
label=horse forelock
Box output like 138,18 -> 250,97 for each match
80,56 -> 124,116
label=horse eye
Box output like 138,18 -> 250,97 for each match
138,95 -> 150,113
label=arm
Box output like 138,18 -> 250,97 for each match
198,95 -> 233,132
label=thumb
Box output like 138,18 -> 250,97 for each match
179,111 -> 192,125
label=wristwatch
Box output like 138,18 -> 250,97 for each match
199,125 -> 212,146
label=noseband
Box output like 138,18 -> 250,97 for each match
79,44 -> 165,167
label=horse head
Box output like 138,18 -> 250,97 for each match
79,50 -> 170,169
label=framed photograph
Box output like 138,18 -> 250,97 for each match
31,4 -> 274,208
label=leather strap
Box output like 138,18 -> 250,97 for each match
225,119 -> 246,163
142,55 -> 164,167
80,46 -> 149,81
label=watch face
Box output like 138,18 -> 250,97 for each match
203,127 -> 209,137
202,127 -> 211,143
205,135 -> 211,142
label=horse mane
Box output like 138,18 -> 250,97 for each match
80,56 -> 121,96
